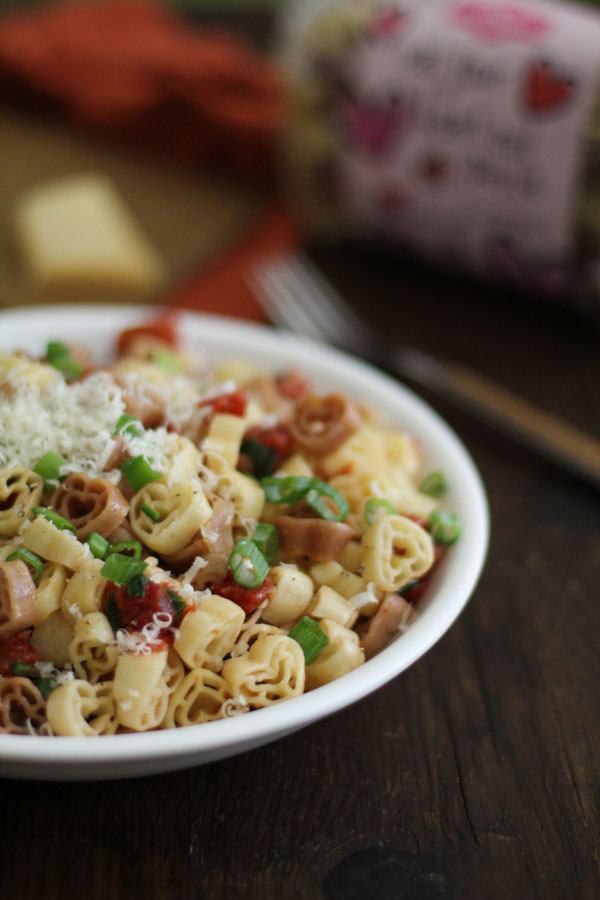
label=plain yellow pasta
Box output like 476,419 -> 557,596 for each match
0,466 -> 44,537
47,680 -> 118,736
69,612 -> 119,683
361,514 -> 434,592
305,619 -> 364,690
130,478 -> 212,555
173,595 -> 245,671
164,668 -> 231,727
222,633 -> 305,707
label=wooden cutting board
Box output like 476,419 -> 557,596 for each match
0,108 -> 264,309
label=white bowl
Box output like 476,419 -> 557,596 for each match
0,306 -> 489,780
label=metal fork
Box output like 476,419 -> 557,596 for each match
248,252 -> 600,490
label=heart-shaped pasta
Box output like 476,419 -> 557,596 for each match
46,680 -> 118,736
130,478 -> 212,555
289,393 -> 362,457
163,648 -> 185,695
222,633 -> 305,707
69,612 -> 119,683
330,469 -> 437,524
361,514 -> 434,592
173,595 -> 245,672
0,559 -> 39,639
164,668 -> 231,727
51,472 -> 129,539
0,677 -> 47,734
0,465 -> 44,537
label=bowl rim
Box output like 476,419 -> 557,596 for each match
0,305 -> 489,768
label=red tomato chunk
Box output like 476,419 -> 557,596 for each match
211,574 -> 275,615
117,312 -> 179,356
244,424 -> 294,467
103,580 -> 184,645
199,388 -> 247,417
0,629 -> 41,676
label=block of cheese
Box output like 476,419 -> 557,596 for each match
14,172 -> 168,293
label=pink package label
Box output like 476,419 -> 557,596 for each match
326,0 -> 600,293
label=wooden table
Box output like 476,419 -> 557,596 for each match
2,11 -> 600,900
2,241 -> 598,899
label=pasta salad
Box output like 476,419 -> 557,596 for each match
0,313 -> 460,736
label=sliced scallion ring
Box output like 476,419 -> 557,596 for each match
113,414 -> 142,439
288,616 -> 328,664
6,548 -> 44,583
419,471 -> 447,498
85,532 -> 109,560
260,475 -> 313,505
105,541 -> 142,560
120,455 -> 161,491
428,510 -> 461,545
229,538 -> 269,589
251,522 -> 279,564
32,506 -> 76,534
33,450 -> 64,483
100,553 -> 147,585
141,503 -> 161,523
305,479 -> 349,522
365,497 -> 397,525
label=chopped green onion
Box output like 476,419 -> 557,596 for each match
6,548 -> 43,583
127,573 -> 150,599
46,340 -> 69,360
305,479 -> 349,522
419,471 -> 447,498
12,660 -> 40,678
260,476 -> 349,522
85,532 -> 109,559
113,413 -> 142,439
152,350 -> 183,373
251,522 -> 279,564
229,538 -> 269,589
105,593 -> 121,631
240,439 -> 277,479
288,616 -> 329,665
101,553 -> 147,585
428,510 -> 461,546
45,341 -> 83,381
106,540 -> 142,560
32,506 -> 76,534
141,503 -> 161,523
33,450 -> 64,483
38,677 -> 58,700
167,589 -> 187,623
365,497 -> 397,525
260,475 -> 313,505
120,455 -> 161,491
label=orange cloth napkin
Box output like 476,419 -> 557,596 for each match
0,0 -> 284,185
166,205 -> 300,322
0,0 -> 302,319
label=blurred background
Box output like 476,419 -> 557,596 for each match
1,0 -> 600,326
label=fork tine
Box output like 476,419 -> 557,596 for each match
286,254 -> 369,343
249,262 -> 327,342
250,253 -> 370,351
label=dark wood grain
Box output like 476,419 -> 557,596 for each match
1,242 -> 598,900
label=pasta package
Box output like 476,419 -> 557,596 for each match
280,0 -> 600,313
0,312 -> 461,736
